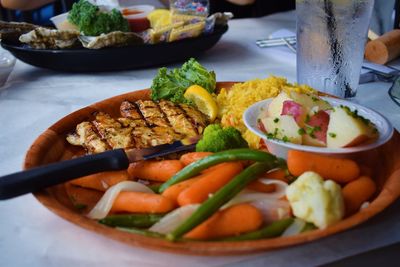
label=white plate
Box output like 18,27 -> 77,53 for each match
243,97 -> 394,158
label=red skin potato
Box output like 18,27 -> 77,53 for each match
306,110 -> 330,143
281,100 -> 307,125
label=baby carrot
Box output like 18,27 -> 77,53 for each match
168,161 -> 279,241
247,168 -> 289,192
161,176 -> 202,205
287,150 -> 360,183
180,152 -> 213,166
70,170 -> 129,191
128,160 -> 184,182
262,168 -> 288,182
222,218 -> 294,241
177,162 -> 243,206
159,149 -> 279,193
184,204 -> 263,240
342,176 -> 376,216
247,180 -> 275,193
111,192 -> 176,214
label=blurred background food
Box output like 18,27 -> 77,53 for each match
0,0 -> 232,50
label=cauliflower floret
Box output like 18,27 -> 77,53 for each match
286,171 -> 344,229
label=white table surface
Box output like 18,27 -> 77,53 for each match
1,11 -> 399,267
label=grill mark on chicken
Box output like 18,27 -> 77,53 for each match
136,100 -> 170,127
158,100 -> 184,116
119,101 -> 155,147
92,112 -> 135,149
179,103 -> 208,134
120,100 -> 148,127
66,121 -> 109,154
120,100 -> 178,147
151,126 -> 180,146
157,100 -> 198,137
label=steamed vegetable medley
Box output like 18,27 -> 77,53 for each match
66,59 -> 379,241
71,149 -> 376,241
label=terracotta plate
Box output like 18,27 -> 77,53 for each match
25,82 -> 400,255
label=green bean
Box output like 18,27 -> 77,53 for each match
159,149 -> 279,193
221,218 -> 294,241
99,214 -> 164,228
148,184 -> 161,192
117,227 -> 166,239
166,160 -> 281,241
301,222 -> 317,233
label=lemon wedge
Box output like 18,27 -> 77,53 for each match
184,85 -> 218,122
147,9 -> 171,29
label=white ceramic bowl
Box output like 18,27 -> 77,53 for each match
243,97 -> 394,159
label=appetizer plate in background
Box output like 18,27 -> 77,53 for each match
0,25 -> 227,72
244,97 -> 394,159
24,82 -> 400,255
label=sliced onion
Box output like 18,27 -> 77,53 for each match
87,181 -> 154,220
251,198 -> 291,223
281,218 -> 306,237
149,204 -> 200,234
257,178 -> 288,199
221,179 -> 288,210
222,191 -> 274,210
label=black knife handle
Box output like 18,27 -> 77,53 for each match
0,149 -> 129,200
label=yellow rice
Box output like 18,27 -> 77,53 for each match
216,76 -> 315,148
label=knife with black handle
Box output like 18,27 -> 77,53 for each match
0,141 -> 196,200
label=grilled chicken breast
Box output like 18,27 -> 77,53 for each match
120,100 -> 181,147
158,100 -> 198,137
92,112 -> 134,149
136,100 -> 170,128
66,121 -> 109,154
67,99 -> 208,153
179,103 -> 207,134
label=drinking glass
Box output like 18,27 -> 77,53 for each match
296,0 -> 374,98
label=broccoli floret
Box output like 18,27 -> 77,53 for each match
68,0 -> 129,36
196,124 -> 248,152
